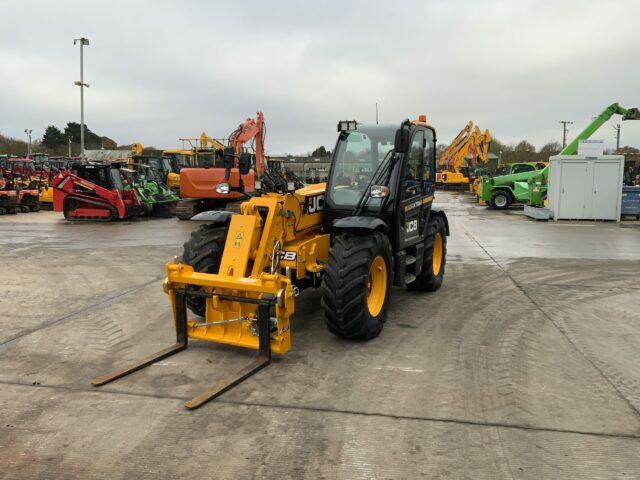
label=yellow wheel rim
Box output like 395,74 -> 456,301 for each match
366,255 -> 387,317
432,233 -> 443,276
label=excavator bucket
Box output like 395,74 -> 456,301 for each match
92,197 -> 296,409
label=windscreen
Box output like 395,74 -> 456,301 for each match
109,168 -> 125,192
161,157 -> 173,173
327,126 -> 396,207
197,153 -> 215,167
163,154 -> 189,170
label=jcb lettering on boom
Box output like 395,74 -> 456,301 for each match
304,194 -> 324,214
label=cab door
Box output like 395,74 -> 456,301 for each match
398,128 -> 428,249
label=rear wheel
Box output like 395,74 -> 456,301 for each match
407,215 -> 447,292
491,190 -> 511,209
181,224 -> 228,316
321,232 -> 392,340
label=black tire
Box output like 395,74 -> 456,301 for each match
490,190 -> 511,210
407,215 -> 447,292
321,232 -> 392,340
181,224 -> 228,317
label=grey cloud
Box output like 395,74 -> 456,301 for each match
1,0 -> 640,154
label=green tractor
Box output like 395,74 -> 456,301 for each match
481,103 -> 640,209
121,165 -> 179,217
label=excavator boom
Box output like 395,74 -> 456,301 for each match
229,112 -> 266,175
437,121 -> 491,186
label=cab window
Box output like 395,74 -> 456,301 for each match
403,131 -> 424,198
423,129 -> 435,182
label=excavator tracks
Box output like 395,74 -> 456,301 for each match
175,200 -> 198,220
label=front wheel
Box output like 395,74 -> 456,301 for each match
321,232 -> 392,340
181,224 -> 228,316
490,190 -> 511,210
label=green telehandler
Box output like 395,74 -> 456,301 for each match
481,103 -> 640,209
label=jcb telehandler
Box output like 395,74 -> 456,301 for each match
92,116 -> 449,409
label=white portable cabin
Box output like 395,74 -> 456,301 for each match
547,154 -> 624,221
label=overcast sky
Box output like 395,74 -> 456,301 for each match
2,0 -> 640,154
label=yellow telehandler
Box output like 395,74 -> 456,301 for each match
92,116 -> 450,409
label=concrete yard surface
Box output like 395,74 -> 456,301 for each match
1,192 -> 640,479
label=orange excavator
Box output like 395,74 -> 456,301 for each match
175,112 -> 266,220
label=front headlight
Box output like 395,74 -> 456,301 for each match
215,182 -> 230,194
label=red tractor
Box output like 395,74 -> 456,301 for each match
0,158 -> 40,212
53,162 -> 142,221
0,177 -> 18,215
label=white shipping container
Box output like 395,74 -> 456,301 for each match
547,155 -> 624,221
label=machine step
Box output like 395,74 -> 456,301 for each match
404,273 -> 416,284
405,255 -> 416,265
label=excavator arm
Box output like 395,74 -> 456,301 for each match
229,112 -> 266,175
199,132 -> 225,151
439,122 -> 492,175
439,121 -> 473,168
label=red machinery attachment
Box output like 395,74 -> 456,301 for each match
53,163 -> 141,221
0,177 -> 19,215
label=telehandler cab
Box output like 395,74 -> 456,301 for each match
92,116 -> 449,409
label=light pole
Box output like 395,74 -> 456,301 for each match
68,137 -> 72,157
24,129 -> 33,156
74,37 -> 90,158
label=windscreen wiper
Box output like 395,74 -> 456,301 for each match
351,149 -> 395,216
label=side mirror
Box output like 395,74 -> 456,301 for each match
370,185 -> 390,198
238,153 -> 251,175
394,125 -> 410,154
223,147 -> 235,169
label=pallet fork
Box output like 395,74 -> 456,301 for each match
91,289 -> 274,409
